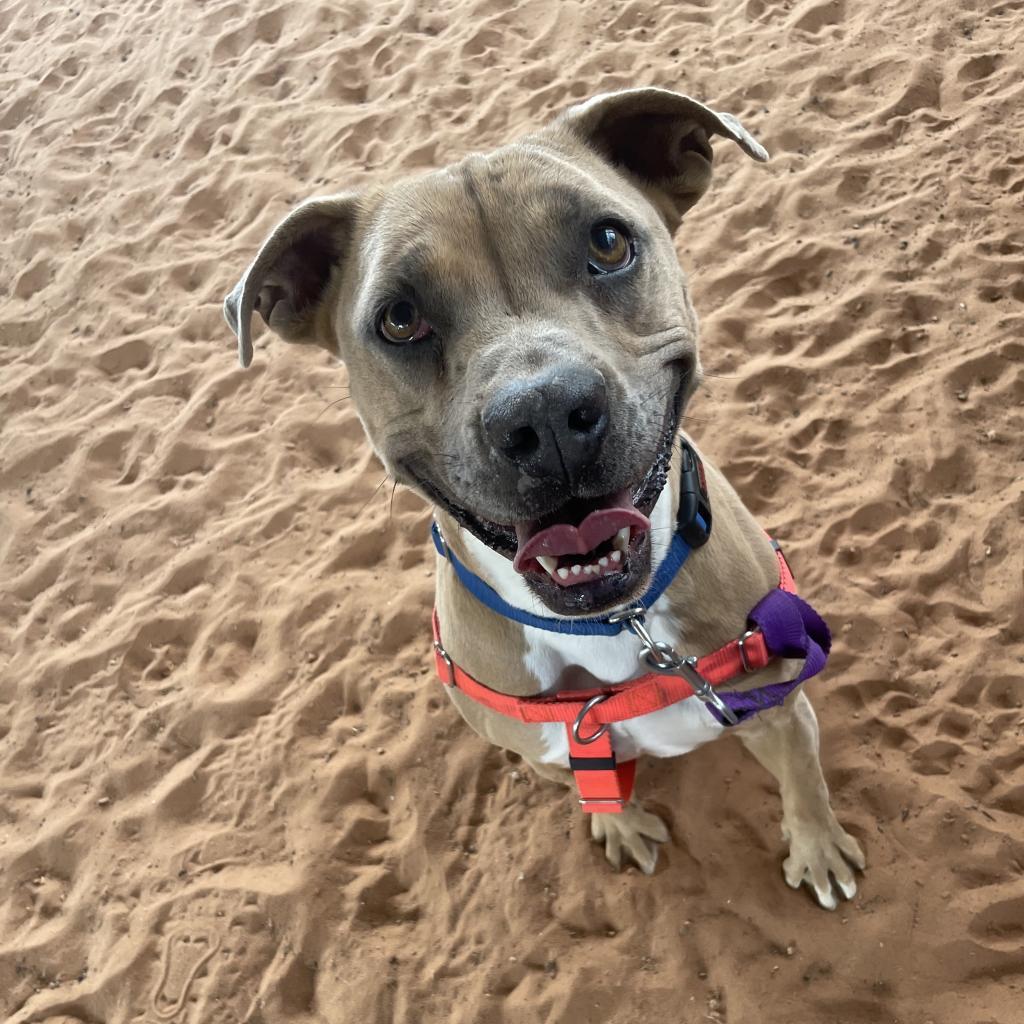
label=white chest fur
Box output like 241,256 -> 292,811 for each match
520,604 -> 725,764
462,489 -> 725,766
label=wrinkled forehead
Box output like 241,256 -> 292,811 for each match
355,144 -> 650,303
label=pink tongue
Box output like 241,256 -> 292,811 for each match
512,495 -> 651,573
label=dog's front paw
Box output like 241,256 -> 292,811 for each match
589,802 -> 670,875
781,817 -> 866,910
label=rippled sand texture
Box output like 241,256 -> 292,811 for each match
1,0 -> 1022,1021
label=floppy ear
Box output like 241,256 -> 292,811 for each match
556,88 -> 768,230
223,194 -> 358,368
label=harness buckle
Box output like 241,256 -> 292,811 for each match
676,656 -> 740,726
677,441 -> 713,549
433,640 -> 455,687
737,629 -> 758,673
572,694 -> 611,745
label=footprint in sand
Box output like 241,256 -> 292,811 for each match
150,926 -> 221,1020
143,892 -> 279,1022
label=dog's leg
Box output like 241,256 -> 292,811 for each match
736,690 -> 866,910
525,759 -> 670,875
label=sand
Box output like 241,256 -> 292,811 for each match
1,0 -> 1022,1021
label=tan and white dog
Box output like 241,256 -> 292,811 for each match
224,88 -> 865,909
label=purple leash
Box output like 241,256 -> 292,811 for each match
708,588 -> 833,726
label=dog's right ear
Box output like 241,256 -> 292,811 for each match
223,194 -> 358,368
555,88 -> 768,231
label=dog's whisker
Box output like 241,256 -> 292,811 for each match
355,474 -> 392,517
315,396 -> 352,421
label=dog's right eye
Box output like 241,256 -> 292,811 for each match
587,222 -> 634,274
379,300 -> 433,344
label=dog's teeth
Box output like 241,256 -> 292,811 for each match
557,567 -> 570,580
583,565 -> 593,575
536,555 -> 559,578
613,527 -> 630,553
571,564 -> 582,576
610,549 -> 622,563
599,557 -> 609,568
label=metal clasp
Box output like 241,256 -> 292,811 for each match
572,694 -> 610,745
433,640 -> 455,686
608,606 -> 673,667
673,656 -> 739,726
611,605 -> 739,725
606,604 -> 646,626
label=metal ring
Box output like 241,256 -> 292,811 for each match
433,640 -> 454,686
642,640 -> 680,671
606,604 -> 645,625
572,694 -> 610,745
737,629 -> 758,673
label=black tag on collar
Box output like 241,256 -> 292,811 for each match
676,440 -> 712,548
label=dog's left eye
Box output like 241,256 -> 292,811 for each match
587,222 -> 634,274
379,300 -> 433,344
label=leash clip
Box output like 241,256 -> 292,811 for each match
607,605 -> 667,662
612,606 -> 740,725
606,604 -> 646,628
609,606 -> 676,669
674,656 -> 740,726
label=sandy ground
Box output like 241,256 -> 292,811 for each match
1,0 -> 1023,1022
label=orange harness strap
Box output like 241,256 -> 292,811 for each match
433,548 -> 795,813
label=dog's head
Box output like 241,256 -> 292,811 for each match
224,88 -> 767,616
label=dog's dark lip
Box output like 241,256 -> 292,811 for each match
409,370 -> 686,612
412,477 -> 520,557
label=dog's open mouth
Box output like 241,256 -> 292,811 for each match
501,440 -> 669,614
512,491 -> 650,587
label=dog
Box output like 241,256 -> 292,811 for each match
224,87 -> 865,909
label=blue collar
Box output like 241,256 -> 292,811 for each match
430,514 -> 706,637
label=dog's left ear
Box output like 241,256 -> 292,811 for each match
223,194 -> 358,368
555,88 -> 768,230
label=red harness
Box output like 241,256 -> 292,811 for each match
432,546 -> 798,813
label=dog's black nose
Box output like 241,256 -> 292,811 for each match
482,363 -> 609,480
